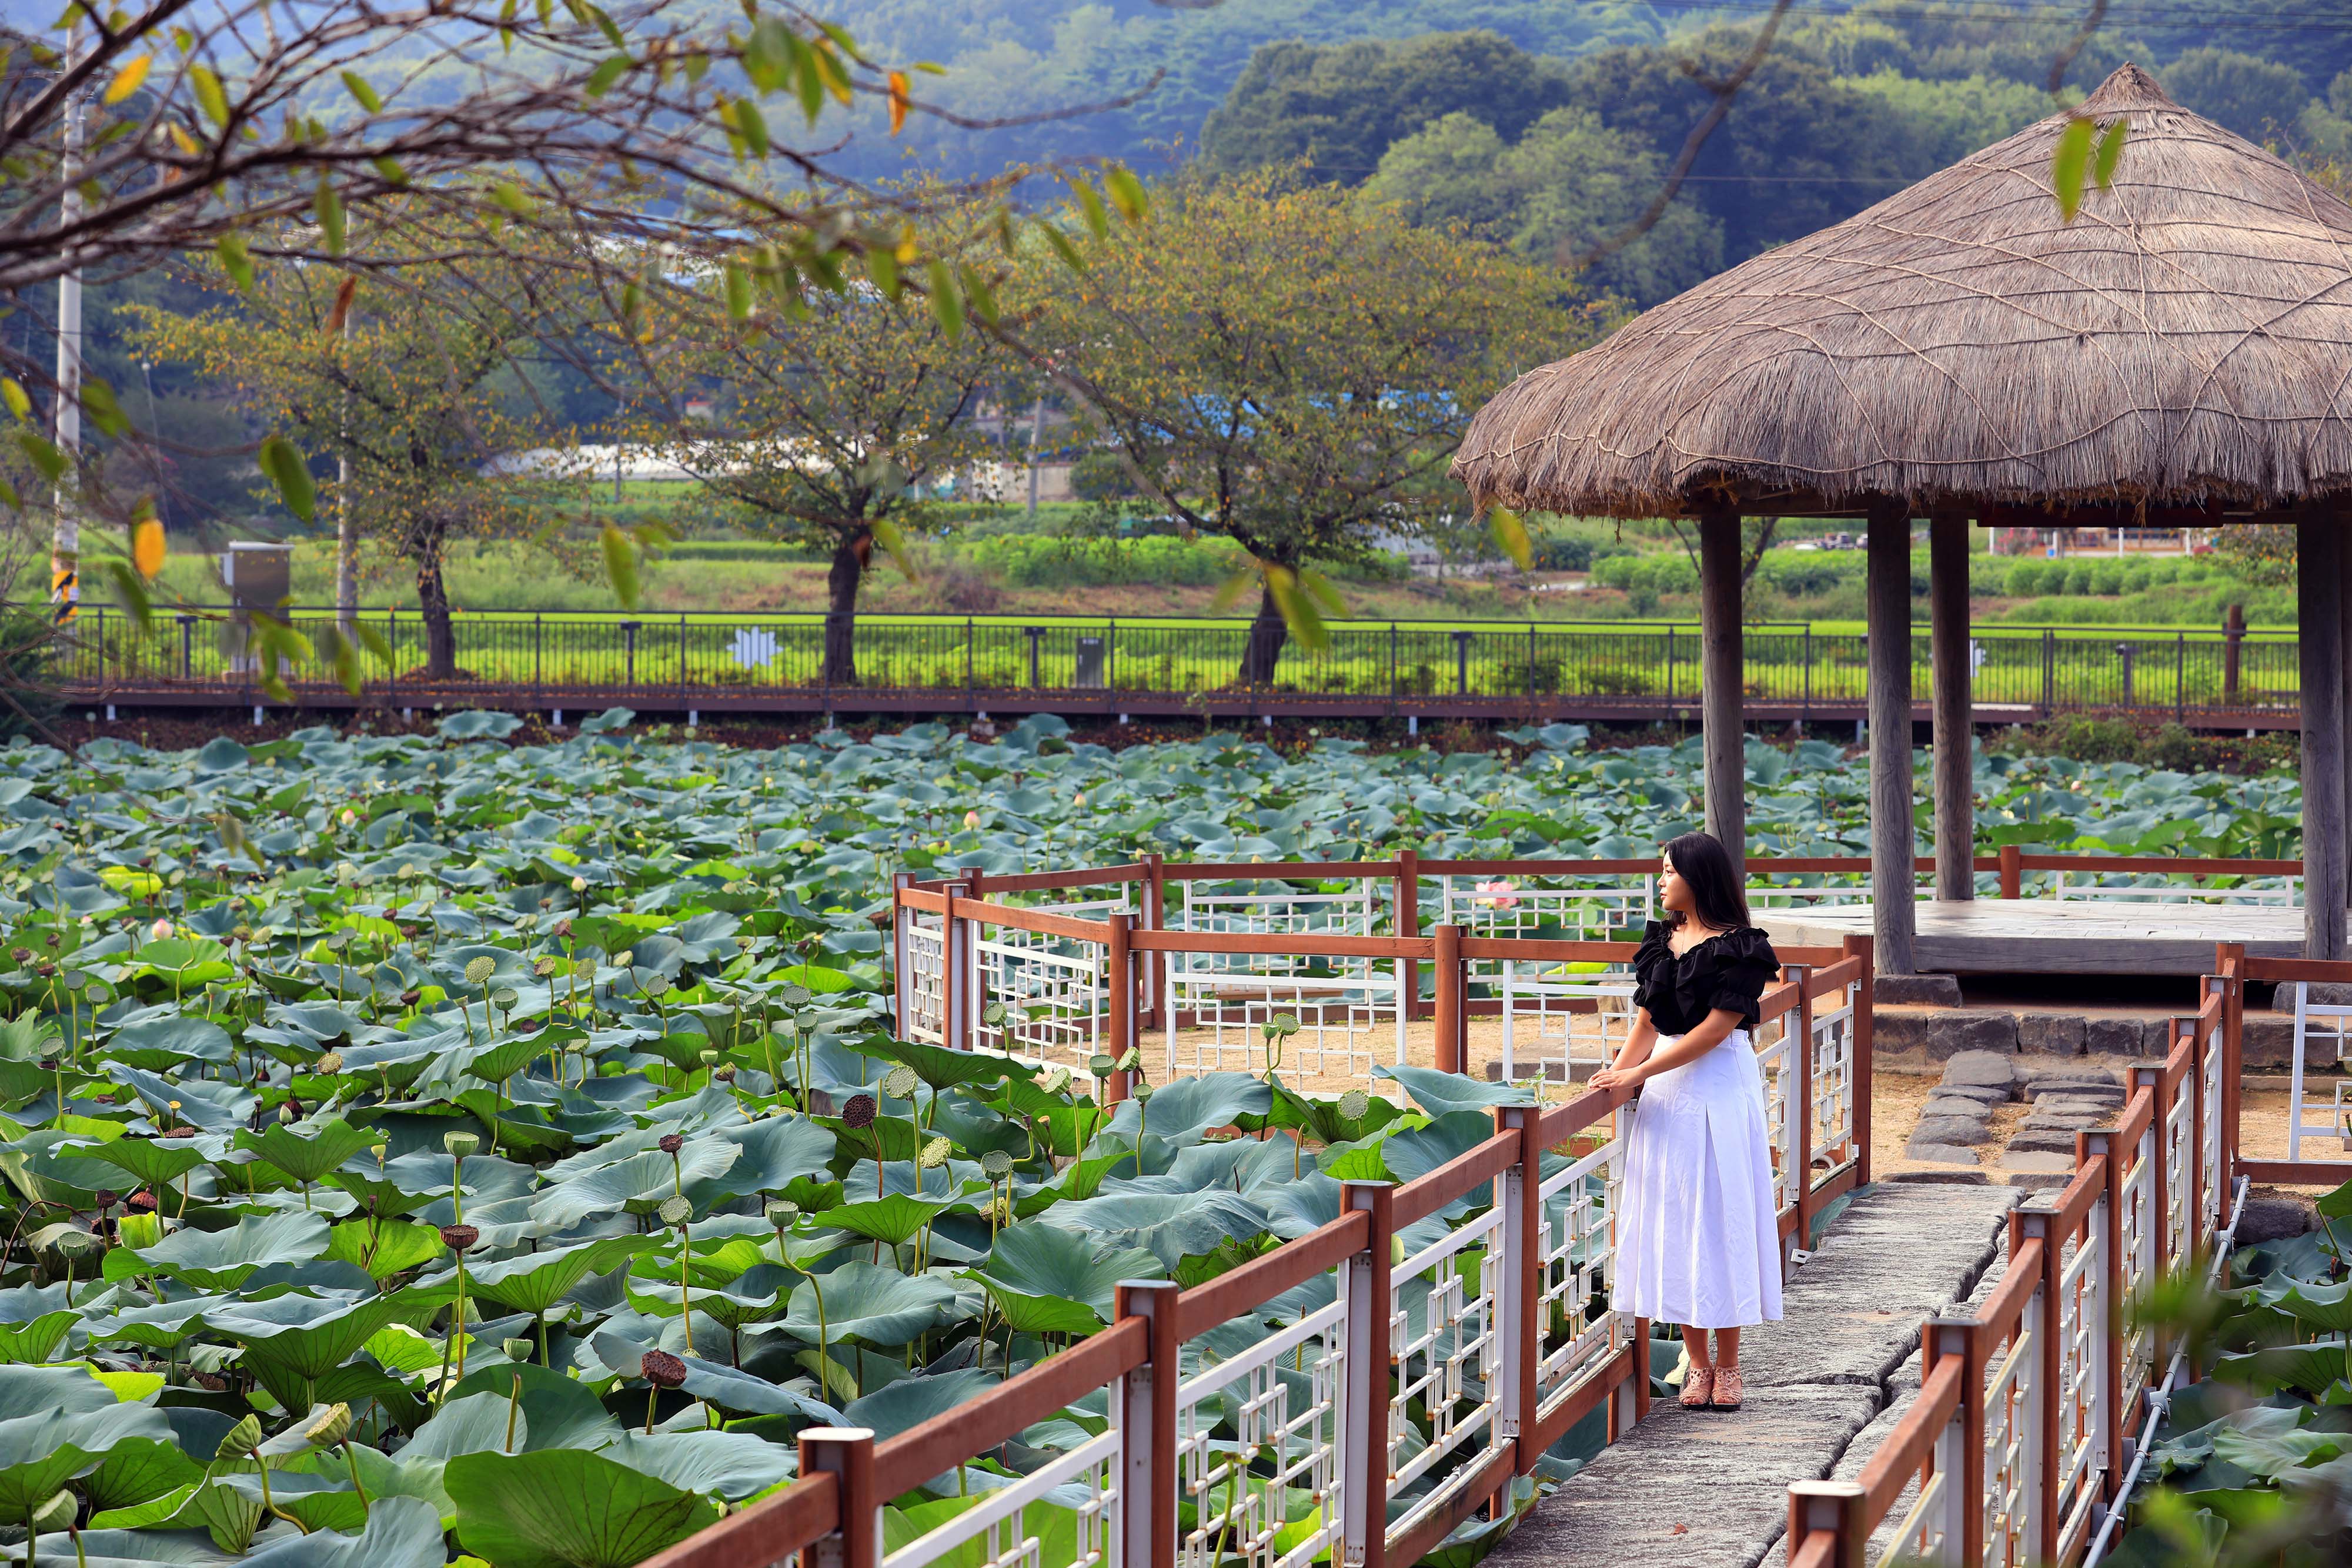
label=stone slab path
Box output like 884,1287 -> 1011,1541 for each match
1486,1183 -> 2022,1568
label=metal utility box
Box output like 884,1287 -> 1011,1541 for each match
1074,634 -> 1107,689
220,542 -> 293,611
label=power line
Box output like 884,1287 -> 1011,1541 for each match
1645,0 -> 2352,36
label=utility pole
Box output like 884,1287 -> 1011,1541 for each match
51,19 -> 86,626
1024,394 -> 1044,516
336,300 -> 356,640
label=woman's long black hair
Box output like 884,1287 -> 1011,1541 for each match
1661,831 -> 1751,931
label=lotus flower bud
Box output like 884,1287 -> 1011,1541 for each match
658,1195 -> 693,1228
304,1403 -> 353,1447
1073,793 -> 1085,809
149,918 -> 172,941
841,1094 -> 876,1131
657,1134 -> 684,1155
439,1223 -> 479,1251
571,877 -> 588,892
340,810 -> 356,826
963,811 -> 980,829
640,1349 -> 688,1389
443,1131 -> 480,1159
277,1100 -> 299,1123
881,1065 -> 919,1101
217,1412 -> 263,1459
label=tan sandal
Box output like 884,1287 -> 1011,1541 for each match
1712,1368 -> 1743,1410
1679,1368 -> 1715,1409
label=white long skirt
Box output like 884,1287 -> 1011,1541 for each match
1609,1028 -> 1785,1329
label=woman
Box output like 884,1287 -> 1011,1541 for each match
1589,830 -> 1783,1412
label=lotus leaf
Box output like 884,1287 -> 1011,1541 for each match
446,1447 -> 719,1568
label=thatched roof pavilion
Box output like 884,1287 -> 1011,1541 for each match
1454,62 -> 2352,963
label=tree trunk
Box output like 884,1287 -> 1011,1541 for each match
415,533 -> 457,680
1240,580 -> 1288,687
823,530 -> 867,687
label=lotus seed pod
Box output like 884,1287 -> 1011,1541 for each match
534,957 -> 557,977
841,1094 -> 877,1131
657,1134 -> 684,1155
881,1064 -> 919,1100
640,1349 -> 688,1389
440,1223 -> 480,1251
465,956 -> 497,985
218,1412 -> 263,1459
1088,1054 -> 1115,1078
93,1189 -> 118,1209
28,1490 -> 74,1536
764,1199 -> 799,1223
502,1339 -> 534,1362
1134,1081 -> 1154,1103
304,1403 -> 354,1447
315,1051 -> 345,1075
713,1065 -> 736,1083
1339,1089 -> 1371,1121
659,1195 -> 693,1227
7,948 -> 25,965
126,1189 -> 157,1213
980,1150 -> 1014,1179
1043,1068 -> 1072,1096
917,1135 -> 952,1169
493,988 -> 519,1009
698,1049 -> 719,1066
615,950 -> 635,968
444,1131 -> 480,1159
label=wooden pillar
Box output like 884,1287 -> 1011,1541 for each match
1867,500 -> 1919,974
1929,509 -> 1974,901
1699,505 -> 1746,878
2299,513 -> 2347,960
2340,527 -> 2352,917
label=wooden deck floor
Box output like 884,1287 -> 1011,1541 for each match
1755,898 -> 2314,974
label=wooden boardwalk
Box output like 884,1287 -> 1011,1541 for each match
1757,898 -> 2310,974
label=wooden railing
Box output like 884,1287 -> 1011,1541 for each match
644,962 -> 1870,1568
1786,960 -> 2249,1567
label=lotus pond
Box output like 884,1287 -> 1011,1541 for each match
0,710 -> 2295,1568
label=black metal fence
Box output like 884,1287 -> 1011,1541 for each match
52,606 -> 2305,720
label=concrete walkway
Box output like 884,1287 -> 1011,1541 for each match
1489,1182 -> 2022,1568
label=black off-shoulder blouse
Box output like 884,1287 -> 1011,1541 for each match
1631,919 -> 1780,1037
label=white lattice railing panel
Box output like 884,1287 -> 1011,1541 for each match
1879,1467 -> 1950,1568
2287,984 -> 2352,1163
1535,1128 -> 1629,1417
1164,961 -> 1405,1083
2162,1077 -> 2197,1270
901,910 -> 948,1046
1385,1205 -> 1504,1550
1982,1328 -> 2034,1568
2202,1014 -> 2227,1235
2053,1221 -> 2103,1564
1809,982 -> 1860,1172
1178,1298 -> 1348,1568
972,930 -> 1105,1072
2117,1148 -> 2156,1416
1495,966 -> 1638,1085
2049,871 -> 2300,905
1755,1026 -> 1799,1223
884,1426 -> 1121,1568
1432,875 -> 1652,950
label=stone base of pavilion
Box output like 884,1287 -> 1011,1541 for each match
1756,900 -> 2318,975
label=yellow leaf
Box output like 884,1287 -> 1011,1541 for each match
887,70 -> 909,136
130,517 -> 165,580
1488,507 -> 1532,571
103,55 -> 151,105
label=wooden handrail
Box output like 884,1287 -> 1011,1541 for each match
1971,1235 -> 2045,1343
637,1472 -> 838,1568
2113,1086 -> 2156,1152
1174,1210 -> 1369,1340
1391,1129 -> 1524,1230
1128,928 -> 1429,958
1857,1355 -> 1966,1523
871,1318 -> 1149,1499
2041,1156 -> 2109,1233
946,897 -> 1118,941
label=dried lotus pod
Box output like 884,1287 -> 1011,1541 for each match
841,1094 -> 877,1131
640,1349 -> 688,1389
657,1134 -> 684,1155
439,1224 -> 480,1252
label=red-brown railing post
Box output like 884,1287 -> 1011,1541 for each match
890,872 -> 914,1040
1103,914 -> 1135,1104
1931,1318 -> 1989,1568
941,881 -> 973,1053
1339,1181 -> 1395,1568
1434,923 -> 1465,1075
1629,1316 -> 1651,1429
1494,1105 -> 1541,1480
1786,1481 -> 1867,1568
1999,844 -> 2022,899
799,1428 -> 878,1568
1396,849 -> 1422,1021
1845,934 -> 1875,1184
1115,1279 -> 1180,1568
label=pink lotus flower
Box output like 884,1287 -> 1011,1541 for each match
1472,880 -> 1520,910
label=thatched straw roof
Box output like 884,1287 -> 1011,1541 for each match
1451,64 -> 2352,520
